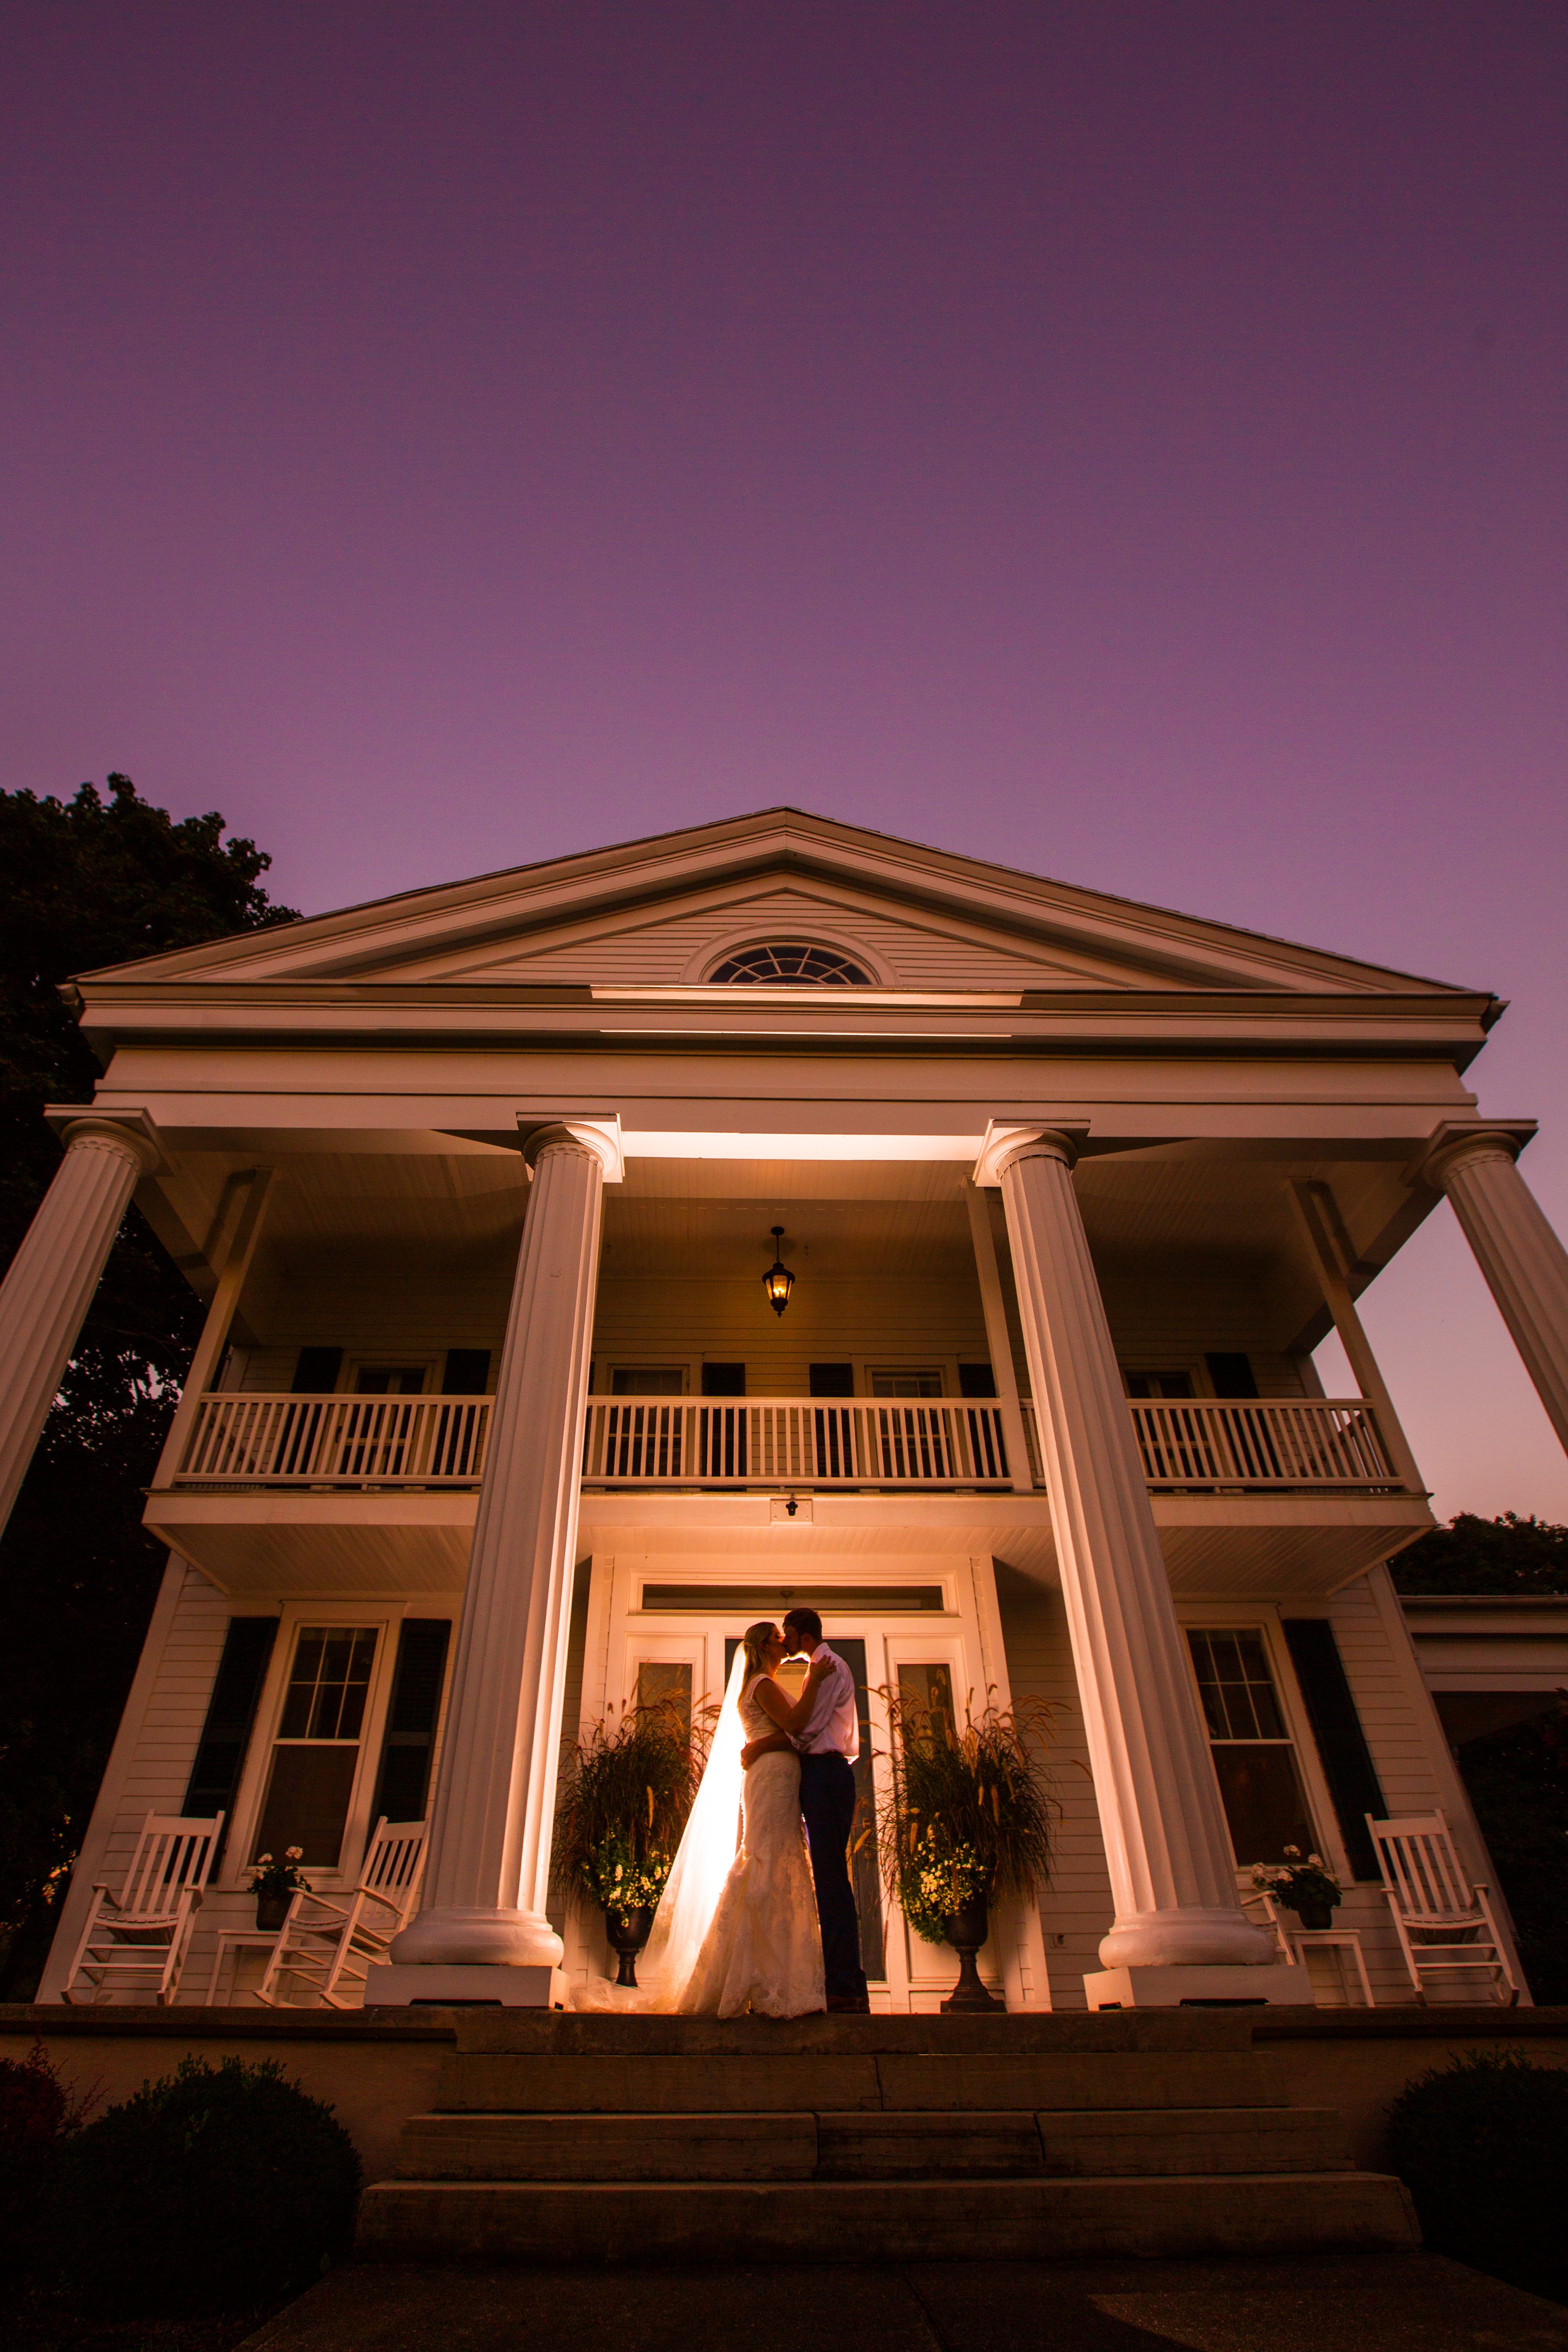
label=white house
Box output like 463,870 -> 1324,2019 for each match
8,808 -> 1567,2012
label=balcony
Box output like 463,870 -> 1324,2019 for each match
149,1387 -> 1429,1604
169,1389 -> 1402,1497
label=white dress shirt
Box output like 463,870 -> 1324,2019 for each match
795,1642 -> 860,1761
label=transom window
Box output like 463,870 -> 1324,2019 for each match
708,942 -> 872,985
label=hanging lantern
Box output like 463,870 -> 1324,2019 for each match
763,1226 -> 794,1317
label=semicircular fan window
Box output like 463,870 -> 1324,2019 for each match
708,942 -> 873,986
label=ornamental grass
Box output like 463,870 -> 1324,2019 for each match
877,1685 -> 1056,1945
552,1697 -> 709,1920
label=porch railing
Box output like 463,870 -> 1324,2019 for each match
174,1392 -> 494,1486
1121,1396 -> 1398,1490
171,1389 -> 1401,1495
581,1397 -> 1015,1489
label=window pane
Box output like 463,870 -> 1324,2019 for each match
637,1661 -> 693,1739
612,1368 -> 685,1396
870,1370 -> 943,1397
252,1745 -> 359,1866
1186,1627 -> 1286,1742
1210,1745 -> 1316,1866
279,1624 -> 377,1741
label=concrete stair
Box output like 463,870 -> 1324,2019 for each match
356,2012 -> 1418,2265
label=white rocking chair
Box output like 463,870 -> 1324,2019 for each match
62,1810 -> 223,2004
1366,1808 -> 1519,2005
255,1818 -> 426,2008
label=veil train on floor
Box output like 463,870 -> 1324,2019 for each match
568,1644 -> 748,2012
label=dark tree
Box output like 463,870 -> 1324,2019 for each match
0,776 -> 296,1992
1390,1511 -> 1568,1596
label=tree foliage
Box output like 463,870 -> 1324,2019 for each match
0,776 -> 296,1992
1390,1511 -> 1568,1596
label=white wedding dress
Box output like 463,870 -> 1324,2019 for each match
676,1673 -> 825,2018
571,1654 -> 824,2017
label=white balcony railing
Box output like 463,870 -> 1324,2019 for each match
1123,1396 -> 1398,1490
175,1392 -> 494,1486
171,1389 -> 1402,1496
581,1397 -> 1016,1489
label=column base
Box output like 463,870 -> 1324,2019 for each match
1084,1963 -> 1313,2009
388,1905 -> 563,1969
366,1963 -> 561,2008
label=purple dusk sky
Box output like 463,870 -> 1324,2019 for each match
3,4 -> 1564,1518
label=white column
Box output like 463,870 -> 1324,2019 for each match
151,1167 -> 275,1490
1424,1127 -> 1568,1457
1288,1180 -> 1427,1493
390,1118 -> 621,1982
982,1125 -> 1275,1974
0,1111 -> 161,1537
963,1180 -> 1035,1494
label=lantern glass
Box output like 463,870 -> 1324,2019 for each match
763,1228 -> 794,1317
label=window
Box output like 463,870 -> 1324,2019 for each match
1186,1628 -> 1316,1866
355,1366 -> 428,1394
869,1368 -> 944,1398
251,1625 -> 379,1868
1125,1370 -> 1195,1398
611,1367 -> 685,1395
701,1363 -> 746,1397
708,943 -> 872,986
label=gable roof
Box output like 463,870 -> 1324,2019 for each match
71,805 -> 1484,1002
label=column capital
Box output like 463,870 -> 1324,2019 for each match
1418,1119 -> 1537,1193
519,1113 -> 625,1183
43,1103 -> 164,1178
973,1117 -> 1090,1187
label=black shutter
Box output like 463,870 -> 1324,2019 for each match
370,1620 -> 452,1826
442,1348 -> 490,1394
809,1363 -> 855,1398
1281,1618 -> 1387,1880
959,1363 -> 998,1398
292,1346 -> 342,1392
183,1617 -> 278,1853
700,1362 -> 746,1397
1205,1352 -> 1259,1398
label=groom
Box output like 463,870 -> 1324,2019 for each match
780,1606 -> 870,2014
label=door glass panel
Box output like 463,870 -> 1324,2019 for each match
636,1660 -> 693,1739
896,1662 -> 957,1738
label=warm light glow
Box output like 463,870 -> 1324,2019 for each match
763,1226 -> 794,1317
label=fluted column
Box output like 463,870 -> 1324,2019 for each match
984,1125 -> 1274,1971
0,1112 -> 161,1537
391,1118 -> 621,1975
1424,1126 -> 1568,1456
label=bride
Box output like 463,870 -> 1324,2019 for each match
577,1620 -> 829,2016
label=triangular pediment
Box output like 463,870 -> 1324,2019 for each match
75,808 -> 1474,1000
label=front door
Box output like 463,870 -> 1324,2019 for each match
565,1555 -> 1052,2012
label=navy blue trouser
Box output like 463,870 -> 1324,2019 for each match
798,1750 -> 868,2002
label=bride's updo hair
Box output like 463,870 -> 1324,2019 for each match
739,1621 -> 778,1681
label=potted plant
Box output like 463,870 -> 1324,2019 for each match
1252,1847 -> 1343,1932
878,1688 -> 1055,2012
246,1847 -> 308,1932
553,1699 -> 706,1987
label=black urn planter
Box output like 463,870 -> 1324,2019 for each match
603,1905 -> 656,1988
255,1889 -> 292,1932
1286,1897 -> 1336,1933
940,1899 -> 1004,2013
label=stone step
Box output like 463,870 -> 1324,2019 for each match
396,2105 -> 1349,2183
445,2010 -> 1255,2058
437,2048 -> 1274,2115
356,2171 -> 1419,2266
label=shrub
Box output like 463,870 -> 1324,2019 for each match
1385,2049 -> 1568,2303
552,1698 -> 707,1919
41,2054 -> 361,2313
0,2042 -> 83,2278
